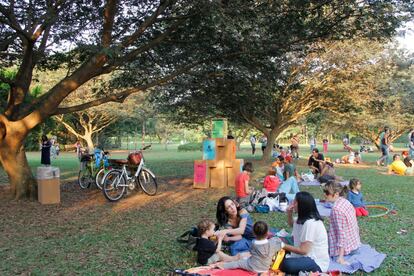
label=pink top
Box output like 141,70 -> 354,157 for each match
328,197 -> 361,256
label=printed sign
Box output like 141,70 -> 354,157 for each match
203,139 -> 216,160
212,119 -> 226,138
194,161 -> 207,183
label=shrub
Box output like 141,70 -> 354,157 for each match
177,142 -> 202,152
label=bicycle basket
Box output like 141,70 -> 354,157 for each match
128,152 -> 142,165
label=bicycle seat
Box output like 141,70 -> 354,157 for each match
110,159 -> 128,164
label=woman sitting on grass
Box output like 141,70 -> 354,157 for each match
215,196 -> 255,256
280,191 -> 330,274
323,181 -> 361,265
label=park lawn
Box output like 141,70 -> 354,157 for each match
0,144 -> 413,275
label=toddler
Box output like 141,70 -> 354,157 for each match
194,219 -> 241,265
218,221 -> 282,273
347,178 -> 369,216
263,168 -> 281,193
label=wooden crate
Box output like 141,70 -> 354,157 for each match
210,161 -> 226,188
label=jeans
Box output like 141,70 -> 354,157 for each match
278,176 -> 300,202
281,256 -> 322,274
378,145 -> 389,166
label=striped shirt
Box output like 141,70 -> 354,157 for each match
328,197 -> 361,257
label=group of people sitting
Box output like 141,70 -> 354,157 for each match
388,151 -> 414,176
193,179 -> 362,275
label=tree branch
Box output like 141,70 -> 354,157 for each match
102,0 -> 118,48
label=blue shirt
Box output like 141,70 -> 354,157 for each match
347,190 -> 365,207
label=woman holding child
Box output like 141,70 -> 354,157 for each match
323,181 -> 361,264
216,196 -> 255,256
281,191 -> 330,274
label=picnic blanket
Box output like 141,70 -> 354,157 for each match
316,201 -> 333,217
184,267 -> 258,275
328,244 -> 386,274
299,180 -> 349,186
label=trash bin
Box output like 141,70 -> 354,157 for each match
37,166 -> 60,204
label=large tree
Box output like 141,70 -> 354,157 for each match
0,0 -> 412,198
154,39 -> 392,160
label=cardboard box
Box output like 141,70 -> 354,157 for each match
224,139 -> 237,166
215,138 -> 227,147
216,144 -> 226,161
227,159 -> 244,187
202,139 -> 216,160
37,167 -> 60,204
210,160 -> 226,188
211,118 -> 228,138
193,160 -> 210,189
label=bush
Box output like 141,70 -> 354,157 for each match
177,142 -> 202,152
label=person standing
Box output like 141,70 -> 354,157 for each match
322,138 -> 329,154
75,140 -> 82,160
260,136 -> 267,155
408,128 -> 414,159
309,136 -> 316,152
377,126 -> 390,166
40,135 -> 52,166
249,135 -> 257,156
290,134 -> 300,159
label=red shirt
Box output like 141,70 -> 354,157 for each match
263,175 -> 281,193
235,172 -> 250,197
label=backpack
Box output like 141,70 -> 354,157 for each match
177,227 -> 199,250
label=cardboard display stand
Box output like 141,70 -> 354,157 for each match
193,119 -> 243,189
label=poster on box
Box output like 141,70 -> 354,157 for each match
212,119 -> 226,138
203,140 -> 216,160
194,162 -> 207,183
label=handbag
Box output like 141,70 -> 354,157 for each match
176,227 -> 199,250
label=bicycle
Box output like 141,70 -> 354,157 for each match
78,150 -> 110,190
102,145 -> 157,202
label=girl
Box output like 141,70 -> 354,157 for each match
347,179 -> 369,217
263,168 -> 281,193
323,181 -> 361,265
280,192 -> 330,274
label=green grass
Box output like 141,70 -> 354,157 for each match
0,143 -> 413,275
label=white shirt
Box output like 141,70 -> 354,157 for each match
291,219 -> 330,272
250,136 -> 256,144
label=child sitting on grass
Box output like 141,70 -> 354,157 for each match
263,168 -> 281,193
347,178 -> 369,217
193,219 -> 243,265
216,221 -> 282,273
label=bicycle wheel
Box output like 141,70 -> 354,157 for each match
78,167 -> 93,189
95,168 -> 106,190
138,168 -> 157,196
103,170 -> 126,202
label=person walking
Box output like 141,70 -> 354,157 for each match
250,135 -> 257,156
377,126 -> 390,166
260,136 -> 267,155
290,134 -> 300,159
40,135 -> 52,166
322,138 -> 329,154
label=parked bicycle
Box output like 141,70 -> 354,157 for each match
78,149 -> 110,190
102,145 -> 157,202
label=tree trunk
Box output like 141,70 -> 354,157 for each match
236,128 -> 250,150
0,128 -> 37,199
262,129 -> 280,162
83,133 -> 94,151
141,120 -> 146,147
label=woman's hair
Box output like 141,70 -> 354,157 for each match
349,178 -> 360,190
242,162 -> 253,173
253,221 -> 268,240
41,135 -> 48,142
295,192 -> 323,225
197,219 -> 215,235
323,180 -> 348,197
216,196 -> 240,227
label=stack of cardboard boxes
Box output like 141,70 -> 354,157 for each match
193,119 -> 244,189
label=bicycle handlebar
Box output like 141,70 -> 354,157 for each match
141,145 -> 151,151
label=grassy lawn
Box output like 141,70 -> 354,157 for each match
0,143 -> 413,275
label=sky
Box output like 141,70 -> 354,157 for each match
396,21 -> 414,52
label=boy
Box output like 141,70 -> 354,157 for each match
235,162 -> 254,207
218,221 -> 282,273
